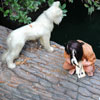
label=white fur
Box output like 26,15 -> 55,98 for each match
2,1 -> 63,69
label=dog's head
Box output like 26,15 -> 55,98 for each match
45,1 -> 63,25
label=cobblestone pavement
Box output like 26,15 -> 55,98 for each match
0,26 -> 100,100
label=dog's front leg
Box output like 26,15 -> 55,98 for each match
6,52 -> 16,69
39,34 -> 54,52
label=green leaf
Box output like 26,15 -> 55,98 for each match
68,0 -> 73,3
59,3 -> 67,17
48,0 -> 54,6
61,4 -> 66,10
4,10 -> 10,17
84,4 -> 89,8
88,0 -> 92,5
14,15 -> 19,20
14,0 -> 18,3
63,14 -> 67,17
42,0 -> 46,2
97,7 -> 100,10
0,7 -> 4,12
88,6 -> 94,15
94,1 -> 100,7
5,1 -> 9,6
63,10 -> 68,13
25,17 -> 31,24
10,15 -> 15,20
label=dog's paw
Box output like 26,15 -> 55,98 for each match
8,63 -> 16,69
47,47 -> 54,52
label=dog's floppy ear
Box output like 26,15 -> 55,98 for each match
52,1 -> 60,7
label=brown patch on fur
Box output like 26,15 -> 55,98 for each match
0,45 -> 3,49
29,24 -> 32,28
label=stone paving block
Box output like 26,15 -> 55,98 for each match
78,94 -> 94,100
78,87 -> 92,97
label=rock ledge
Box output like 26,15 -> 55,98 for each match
0,26 -> 100,100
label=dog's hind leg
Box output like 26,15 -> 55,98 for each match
2,50 -> 9,62
39,34 -> 54,52
2,36 -> 12,62
6,43 -> 24,69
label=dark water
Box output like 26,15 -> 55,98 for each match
51,2 -> 100,59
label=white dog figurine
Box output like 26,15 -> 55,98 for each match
2,1 -> 63,69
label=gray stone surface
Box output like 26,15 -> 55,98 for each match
0,25 -> 100,100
